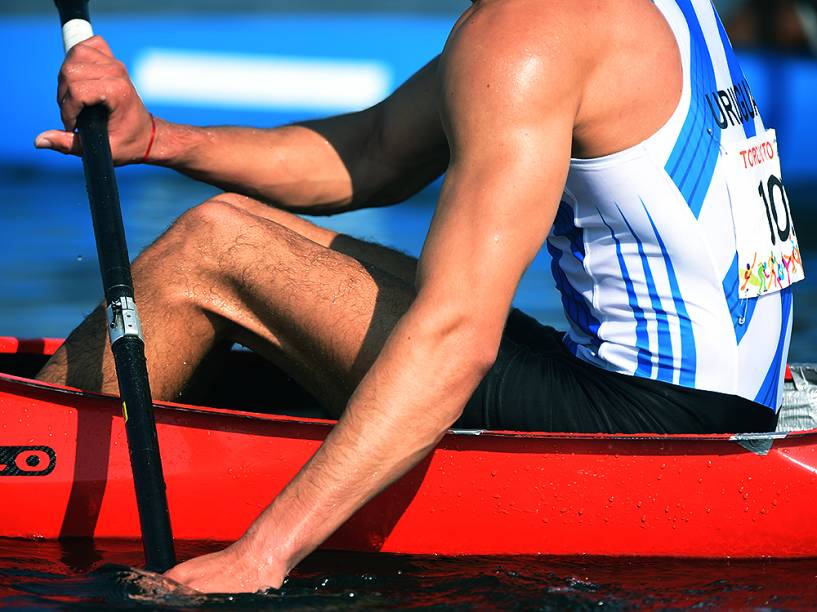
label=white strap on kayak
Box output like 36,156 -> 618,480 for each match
106,297 -> 144,345
62,18 -> 93,52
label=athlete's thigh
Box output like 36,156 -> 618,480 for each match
210,193 -> 418,286
197,198 -> 418,415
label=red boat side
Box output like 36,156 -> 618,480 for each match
1,337 -> 816,558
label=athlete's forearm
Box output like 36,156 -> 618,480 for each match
143,59 -> 449,214
146,116 -> 376,214
235,302 -> 494,585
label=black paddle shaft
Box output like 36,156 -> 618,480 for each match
53,0 -> 176,573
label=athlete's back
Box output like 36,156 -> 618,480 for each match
549,0 -> 803,412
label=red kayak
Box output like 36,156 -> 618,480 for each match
1,336 -> 816,558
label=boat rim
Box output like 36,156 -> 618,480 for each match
3,335 -> 816,444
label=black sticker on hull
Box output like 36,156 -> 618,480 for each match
0,446 -> 56,476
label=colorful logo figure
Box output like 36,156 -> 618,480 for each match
740,242 -> 803,297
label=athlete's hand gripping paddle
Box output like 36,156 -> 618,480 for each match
52,0 -> 176,573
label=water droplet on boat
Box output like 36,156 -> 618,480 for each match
641,515 -> 647,523
706,460 -> 712,467
660,463 -> 666,470
743,493 -> 750,500
491,471 -> 496,477
577,508 -> 584,516
744,506 -> 750,512
608,496 -> 615,503
664,505 -> 670,513
636,501 -> 642,508
706,508 -> 711,513
760,508 -> 768,515
656,474 -> 663,480
772,499 -> 778,507
76,255 -> 83,262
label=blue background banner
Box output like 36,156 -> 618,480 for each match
2,14 -> 451,170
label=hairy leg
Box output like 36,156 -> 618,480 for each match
37,194 -> 419,415
217,194 -> 419,287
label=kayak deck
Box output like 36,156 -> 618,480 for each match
1,337 -> 817,558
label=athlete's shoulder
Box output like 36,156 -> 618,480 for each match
440,0 -> 592,119
446,0 -> 596,67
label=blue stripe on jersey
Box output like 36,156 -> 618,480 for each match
616,205 -> 675,383
667,37 -> 707,181
753,287 -> 793,409
599,211 -> 653,377
665,0 -> 722,219
739,298 -> 759,344
552,201 -> 586,261
563,334 -> 581,357
546,240 -> 601,344
722,252 -> 739,314
641,201 -> 697,386
722,252 -> 758,344
713,8 -> 757,138
547,202 -> 602,344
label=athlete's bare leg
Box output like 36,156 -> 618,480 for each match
37,193 -> 419,415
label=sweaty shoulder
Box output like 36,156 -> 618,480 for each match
439,0 -> 588,149
444,0 -> 682,159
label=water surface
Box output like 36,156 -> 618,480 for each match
2,539 -> 817,609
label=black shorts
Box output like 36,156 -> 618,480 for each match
457,309 -> 779,434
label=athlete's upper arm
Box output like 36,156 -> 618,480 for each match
359,57 -> 450,204
415,4 -> 583,344
297,57 -> 448,208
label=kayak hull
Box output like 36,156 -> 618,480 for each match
1,337 -> 816,558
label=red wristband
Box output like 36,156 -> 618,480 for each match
141,114 -> 156,164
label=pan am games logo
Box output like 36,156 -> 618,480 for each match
0,446 -> 56,476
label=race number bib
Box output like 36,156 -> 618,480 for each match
725,129 -> 804,299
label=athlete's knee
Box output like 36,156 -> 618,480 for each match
126,195 -> 271,320
180,195 -> 314,275
171,196 -> 256,262
177,195 -> 247,238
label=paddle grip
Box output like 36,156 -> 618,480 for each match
54,0 -> 177,573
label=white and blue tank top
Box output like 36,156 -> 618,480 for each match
549,0 -> 800,412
